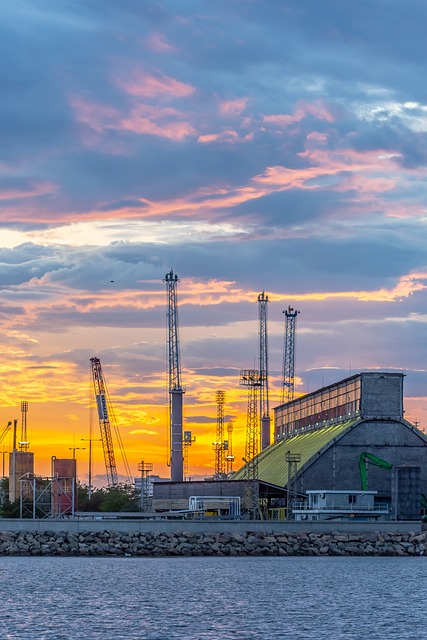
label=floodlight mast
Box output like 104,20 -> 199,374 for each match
164,270 -> 185,482
282,306 -> 300,404
258,292 -> 270,450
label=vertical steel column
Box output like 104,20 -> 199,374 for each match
282,306 -> 300,407
258,292 -> 270,450
164,270 -> 185,483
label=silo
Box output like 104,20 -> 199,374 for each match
51,457 -> 77,516
9,451 -> 34,502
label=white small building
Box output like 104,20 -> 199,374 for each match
293,490 -> 390,521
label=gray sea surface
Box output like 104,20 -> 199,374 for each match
0,556 -> 426,639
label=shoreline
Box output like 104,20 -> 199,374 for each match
0,530 -> 426,557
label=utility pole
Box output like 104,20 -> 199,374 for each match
240,369 -> 262,519
225,422 -> 235,475
81,437 -> 101,499
282,306 -> 300,407
183,431 -> 195,481
258,292 -> 270,450
164,270 -> 185,482
69,447 -> 86,460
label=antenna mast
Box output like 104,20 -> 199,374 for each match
258,292 -> 270,450
282,306 -> 300,405
164,270 -> 185,482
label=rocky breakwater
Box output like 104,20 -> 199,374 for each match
0,530 -> 427,557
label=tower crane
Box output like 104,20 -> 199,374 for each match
282,306 -> 300,405
90,357 -> 132,487
163,269 -> 185,483
258,292 -> 270,450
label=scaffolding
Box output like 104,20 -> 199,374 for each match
19,475 -> 76,519
137,461 -> 154,511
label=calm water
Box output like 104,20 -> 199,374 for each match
0,556 -> 426,639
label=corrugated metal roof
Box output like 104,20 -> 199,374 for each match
233,419 -> 358,486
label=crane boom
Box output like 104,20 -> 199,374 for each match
0,421 -> 12,446
90,357 -> 118,487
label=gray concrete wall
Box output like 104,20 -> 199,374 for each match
360,373 -> 403,419
299,420 -> 427,500
0,518 -> 421,534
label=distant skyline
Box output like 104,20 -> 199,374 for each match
1,1 -> 427,484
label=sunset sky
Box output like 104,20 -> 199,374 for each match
1,1 -> 427,486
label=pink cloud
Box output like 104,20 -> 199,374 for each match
198,130 -> 253,144
263,100 -> 335,126
118,71 -> 195,98
0,180 -> 56,201
218,98 -> 248,116
146,32 -> 177,54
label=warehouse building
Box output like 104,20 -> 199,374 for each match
234,372 -> 427,518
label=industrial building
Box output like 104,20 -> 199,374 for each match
234,371 -> 427,519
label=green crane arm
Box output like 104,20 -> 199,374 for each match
359,452 -> 393,490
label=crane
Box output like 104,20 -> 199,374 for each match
0,421 -> 12,446
90,357 -> 132,487
282,306 -> 300,405
258,292 -> 270,450
359,451 -> 427,511
164,269 -> 185,482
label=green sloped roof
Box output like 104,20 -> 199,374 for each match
233,419 -> 359,486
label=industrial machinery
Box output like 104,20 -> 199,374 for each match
90,357 -> 132,487
282,306 -> 300,404
0,421 -> 12,446
164,270 -> 185,482
359,452 -> 393,490
359,451 -> 427,510
258,292 -> 270,450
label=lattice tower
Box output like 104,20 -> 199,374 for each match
213,390 -> 226,477
163,270 -> 185,482
240,369 -> 261,518
258,292 -> 270,450
282,306 -> 300,404
19,401 -> 29,452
